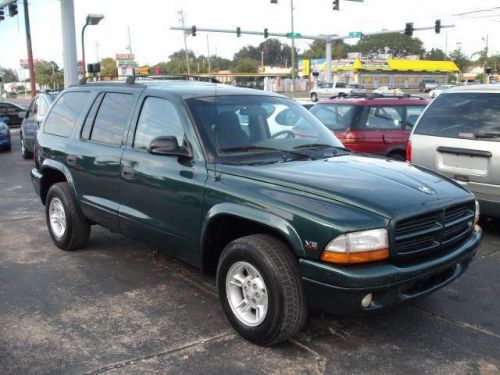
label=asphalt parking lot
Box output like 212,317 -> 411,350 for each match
1,129 -> 499,375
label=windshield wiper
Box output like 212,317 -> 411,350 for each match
219,146 -> 311,160
474,130 -> 500,139
293,143 -> 351,152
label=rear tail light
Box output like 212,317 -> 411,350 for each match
406,139 -> 412,162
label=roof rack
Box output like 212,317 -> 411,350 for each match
78,74 -> 221,85
339,93 -> 427,100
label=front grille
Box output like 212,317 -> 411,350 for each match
393,202 -> 474,259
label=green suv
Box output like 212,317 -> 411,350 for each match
31,80 -> 482,345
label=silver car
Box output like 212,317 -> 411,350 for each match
408,85 -> 500,217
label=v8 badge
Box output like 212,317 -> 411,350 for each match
303,240 -> 318,251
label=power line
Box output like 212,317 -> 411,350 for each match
453,6 -> 500,16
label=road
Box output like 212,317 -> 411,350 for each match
0,130 -> 499,374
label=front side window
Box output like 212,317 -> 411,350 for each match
310,104 -> 358,131
44,91 -> 90,137
414,92 -> 500,141
187,95 -> 344,164
90,93 -> 134,146
134,97 -> 185,150
364,106 -> 403,130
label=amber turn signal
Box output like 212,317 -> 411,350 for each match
320,249 -> 389,264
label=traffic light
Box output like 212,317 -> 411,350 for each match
333,0 -> 340,10
191,25 -> 196,36
236,27 -> 241,37
0,9 -> 4,21
8,3 -> 18,17
404,22 -> 413,37
434,19 -> 441,34
264,28 -> 269,38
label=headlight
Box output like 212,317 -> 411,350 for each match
474,200 -> 480,227
321,228 -> 389,264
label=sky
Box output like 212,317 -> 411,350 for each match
0,0 -> 499,74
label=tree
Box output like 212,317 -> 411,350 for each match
0,67 -> 19,83
100,57 -> 118,77
356,33 -> 425,57
233,39 -> 295,67
448,49 -> 472,73
231,58 -> 259,73
424,48 -> 446,61
34,60 -> 63,89
302,40 -> 352,59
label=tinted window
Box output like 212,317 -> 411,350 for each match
134,97 -> 185,150
44,92 -> 90,137
310,104 -> 357,131
406,105 -> 425,129
90,93 -> 134,146
364,106 -> 403,129
81,93 -> 104,140
414,92 -> 500,140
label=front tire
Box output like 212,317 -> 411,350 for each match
217,234 -> 307,346
45,182 -> 90,251
20,134 -> 32,159
310,93 -> 318,102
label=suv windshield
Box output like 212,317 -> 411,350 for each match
414,92 -> 500,140
309,103 -> 359,131
187,95 -> 344,163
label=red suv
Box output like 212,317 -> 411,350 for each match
310,95 -> 429,160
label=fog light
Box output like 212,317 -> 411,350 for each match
361,293 -> 373,308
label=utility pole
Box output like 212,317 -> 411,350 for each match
60,0 -> 78,88
483,34 -> 489,84
261,51 -> 264,67
290,0 -> 295,92
127,26 -> 133,55
22,0 -> 36,96
178,10 -> 191,75
206,34 -> 212,75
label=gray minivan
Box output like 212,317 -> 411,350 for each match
408,85 -> 500,217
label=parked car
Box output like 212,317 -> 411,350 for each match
31,80 -> 481,345
310,95 -> 428,160
408,84 -> 500,217
0,117 -> 11,151
19,91 -> 58,159
429,84 -> 456,98
310,81 -> 352,102
0,101 -> 25,127
346,83 -> 367,96
372,86 -> 404,96
295,99 -> 315,110
419,79 -> 439,93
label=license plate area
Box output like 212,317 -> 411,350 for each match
436,147 -> 491,176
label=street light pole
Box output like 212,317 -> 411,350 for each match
23,0 -> 36,97
81,14 -> 104,76
290,0 -> 295,92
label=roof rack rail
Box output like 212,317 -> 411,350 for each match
340,93 -> 427,100
77,74 -> 221,86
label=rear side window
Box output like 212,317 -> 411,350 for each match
364,106 -> 403,130
310,104 -> 358,131
134,97 -> 185,150
44,92 -> 90,137
90,93 -> 134,146
415,93 -> 500,140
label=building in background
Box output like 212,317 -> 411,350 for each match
299,55 -> 459,89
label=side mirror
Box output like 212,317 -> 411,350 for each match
148,136 -> 191,158
18,111 -> 27,119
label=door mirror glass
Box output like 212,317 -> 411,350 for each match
148,136 -> 191,158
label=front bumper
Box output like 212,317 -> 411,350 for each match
300,226 -> 482,315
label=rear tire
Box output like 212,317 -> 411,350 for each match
5,145 -> 11,152
45,182 -> 90,251
388,151 -> 406,161
20,134 -> 32,159
217,234 -> 308,346
310,93 -> 318,102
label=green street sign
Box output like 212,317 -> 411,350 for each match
348,31 -> 362,38
286,32 -> 302,39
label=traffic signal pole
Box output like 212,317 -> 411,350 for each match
171,23 -> 454,83
22,0 -> 36,96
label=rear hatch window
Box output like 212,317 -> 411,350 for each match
310,103 -> 358,131
414,92 -> 500,141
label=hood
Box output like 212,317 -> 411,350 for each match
218,155 -> 472,219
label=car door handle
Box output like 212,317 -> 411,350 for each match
121,166 -> 135,180
66,155 -> 77,165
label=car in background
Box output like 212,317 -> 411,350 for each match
295,99 -> 315,110
372,86 -> 404,96
0,101 -> 25,127
408,84 -> 500,217
419,79 -> 439,93
19,91 -> 58,159
310,95 -> 428,160
429,84 -> 456,98
346,83 -> 367,96
310,81 -> 352,102
0,117 -> 11,152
